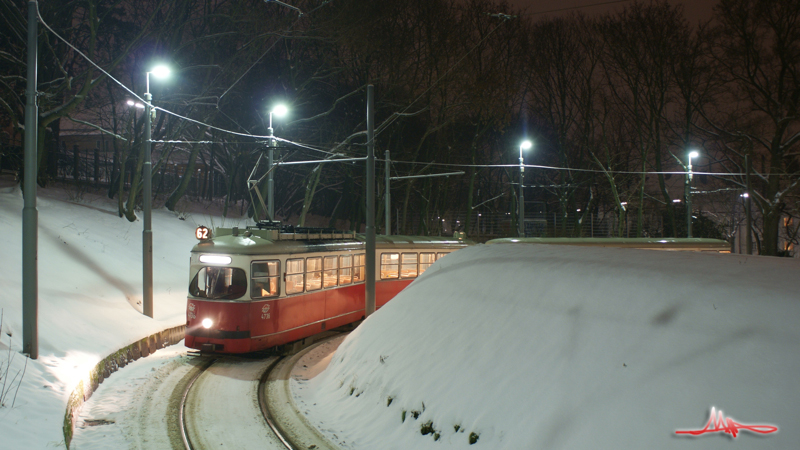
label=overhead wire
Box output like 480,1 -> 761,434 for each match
34,2 -> 779,181
518,0 -> 632,17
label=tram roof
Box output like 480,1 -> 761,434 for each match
191,230 -> 471,255
486,237 -> 731,251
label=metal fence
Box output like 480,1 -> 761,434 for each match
56,146 -> 221,198
391,209 -> 624,240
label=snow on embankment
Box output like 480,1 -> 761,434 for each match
0,186 -> 227,448
296,243 -> 800,449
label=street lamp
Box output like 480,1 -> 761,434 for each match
143,64 -> 170,318
267,104 -> 288,221
518,140 -> 533,237
685,150 -> 699,238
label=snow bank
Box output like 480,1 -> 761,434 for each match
297,244 -> 800,449
0,186 -> 242,448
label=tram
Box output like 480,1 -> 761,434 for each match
185,225 -> 471,354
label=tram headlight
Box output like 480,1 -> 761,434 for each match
201,318 -> 213,329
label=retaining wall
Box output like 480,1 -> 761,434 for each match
62,325 -> 186,449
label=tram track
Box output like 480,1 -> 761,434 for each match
257,357 -> 295,449
178,356 -> 217,450
178,333 -> 344,450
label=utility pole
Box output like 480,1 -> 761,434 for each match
385,150 -> 390,235
745,153 -> 753,254
23,0 -> 39,359
365,85 -> 376,317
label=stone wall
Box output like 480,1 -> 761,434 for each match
63,325 -> 186,448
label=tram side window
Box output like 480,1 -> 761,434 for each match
307,257 -> 323,291
251,260 -> 280,298
419,253 -> 436,274
353,254 -> 366,282
286,258 -> 305,294
190,267 -> 247,300
400,253 -> 418,278
323,256 -> 338,288
339,255 -> 353,285
380,253 -> 399,279
436,252 -> 449,260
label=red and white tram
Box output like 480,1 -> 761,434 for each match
185,226 -> 471,353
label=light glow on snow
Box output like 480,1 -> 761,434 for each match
39,350 -> 102,393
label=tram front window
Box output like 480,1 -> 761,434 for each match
190,266 -> 247,300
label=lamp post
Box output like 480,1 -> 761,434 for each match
518,140 -> 532,237
741,192 -> 752,254
142,64 -> 170,318
267,104 -> 288,221
685,150 -> 699,238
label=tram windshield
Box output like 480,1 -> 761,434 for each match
190,266 -> 247,300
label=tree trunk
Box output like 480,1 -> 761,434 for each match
299,165 -> 323,227
165,146 -> 202,212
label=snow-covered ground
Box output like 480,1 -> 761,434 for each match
0,184 -> 245,449
293,244 -> 800,449
2,182 -> 798,449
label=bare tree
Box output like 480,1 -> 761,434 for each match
704,0 -> 800,255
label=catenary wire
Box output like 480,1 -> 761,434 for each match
34,3 -> 776,179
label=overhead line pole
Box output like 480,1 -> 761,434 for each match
23,0 -> 39,359
745,153 -> 753,255
385,150 -> 390,236
365,85 -> 376,317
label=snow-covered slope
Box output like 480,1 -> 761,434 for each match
295,243 -> 800,449
3,182 -> 798,449
0,185 -> 243,448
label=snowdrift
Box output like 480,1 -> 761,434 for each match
296,244 -> 800,449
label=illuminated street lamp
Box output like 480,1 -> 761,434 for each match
685,150 -> 699,238
518,140 -> 533,237
742,191 -> 753,254
267,104 -> 288,220
143,64 -> 170,318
